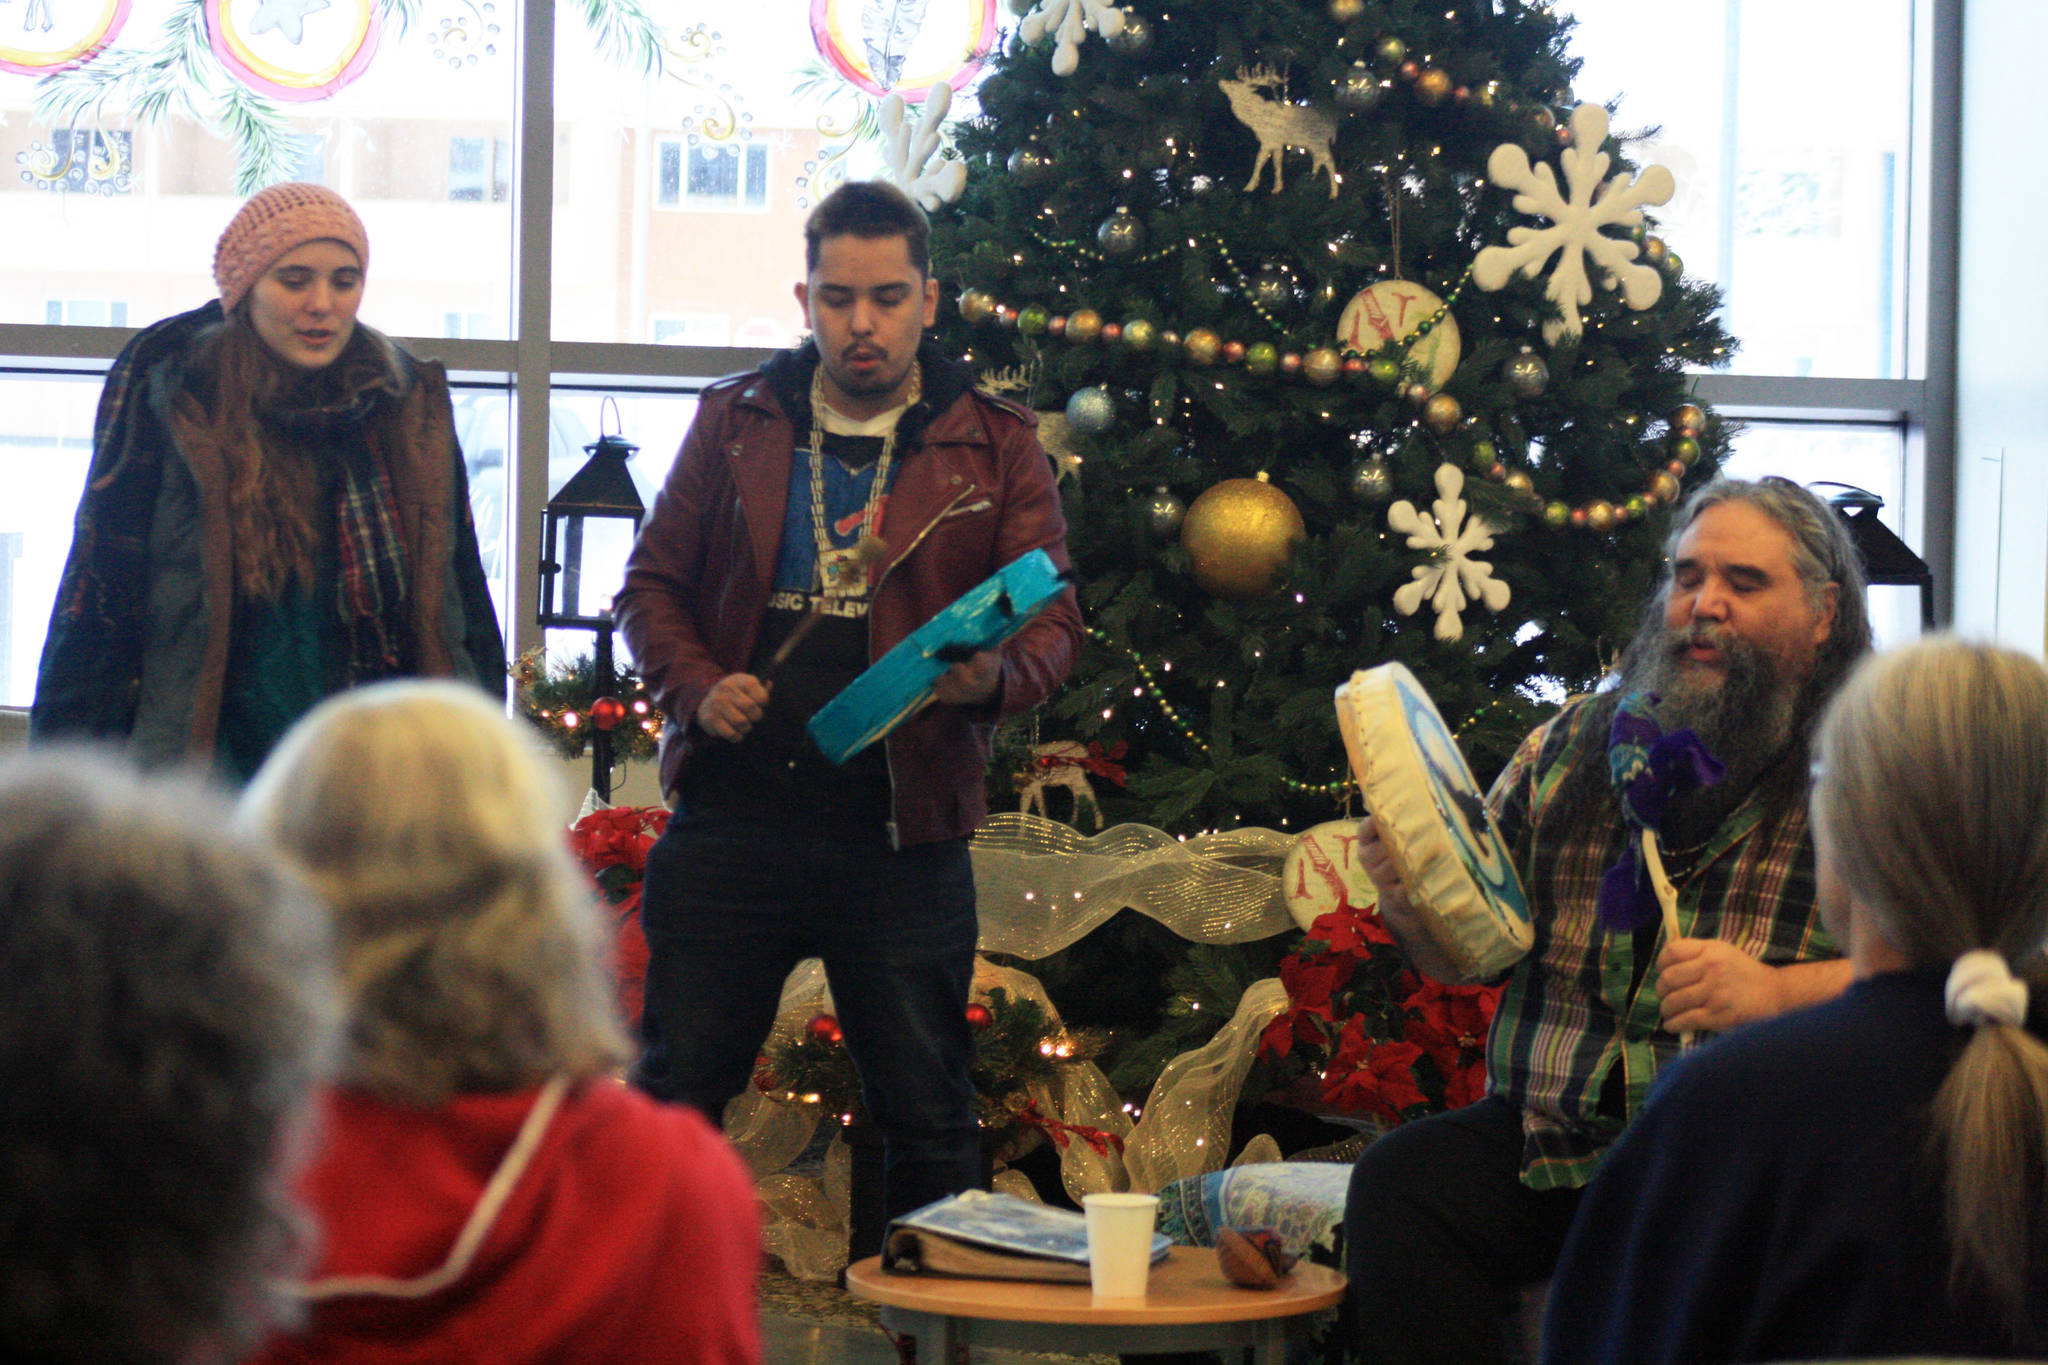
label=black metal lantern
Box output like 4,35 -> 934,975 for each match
538,403 -> 646,801
1817,482 -> 1935,633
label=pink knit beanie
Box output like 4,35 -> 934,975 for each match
213,182 -> 370,313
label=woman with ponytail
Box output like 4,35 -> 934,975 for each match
1543,637 -> 2048,1363
30,183 -> 503,781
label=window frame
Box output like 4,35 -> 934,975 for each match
0,0 -> 1962,669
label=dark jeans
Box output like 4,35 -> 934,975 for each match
633,809 -> 984,1252
1344,1096 -> 1584,1365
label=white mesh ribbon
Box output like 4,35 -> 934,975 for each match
731,815 -> 1308,1277
1121,978 -> 1291,1193
970,811 -> 1299,956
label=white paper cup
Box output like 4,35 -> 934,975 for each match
1083,1192 -> 1160,1300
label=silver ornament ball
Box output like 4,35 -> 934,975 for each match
1504,348 -> 1549,399
1065,386 -> 1117,435
1249,264 -> 1296,311
1335,63 -> 1385,111
1144,486 -> 1186,537
1109,13 -> 1154,55
1349,458 -> 1394,505
1006,145 -> 1054,186
1096,209 -> 1147,257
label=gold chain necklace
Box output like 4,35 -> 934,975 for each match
806,362 -> 918,597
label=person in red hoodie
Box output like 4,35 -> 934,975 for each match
238,679 -> 762,1365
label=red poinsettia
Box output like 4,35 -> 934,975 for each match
1257,893 -> 1505,1125
1400,975 -> 1504,1110
568,805 -> 670,1028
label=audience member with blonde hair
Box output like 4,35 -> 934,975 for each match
0,750 -> 337,1365
1543,637 -> 2048,1362
239,680 -> 761,1365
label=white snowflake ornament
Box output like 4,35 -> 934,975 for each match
1472,103 -> 1675,346
1019,0 -> 1125,78
1388,463 -> 1512,642
880,82 -> 967,210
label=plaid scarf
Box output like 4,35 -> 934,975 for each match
332,439 -> 412,682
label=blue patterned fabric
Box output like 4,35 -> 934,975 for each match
1155,1162 -> 1352,1258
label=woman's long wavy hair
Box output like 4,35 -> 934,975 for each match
200,309 -> 326,600
1811,637 -> 2048,1336
238,680 -> 630,1105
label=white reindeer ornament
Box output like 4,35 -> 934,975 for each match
1219,65 -> 1339,200
1015,741 -> 1105,830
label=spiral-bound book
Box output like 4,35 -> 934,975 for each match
880,1190 -> 1171,1282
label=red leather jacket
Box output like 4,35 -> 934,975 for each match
615,346 -> 1081,848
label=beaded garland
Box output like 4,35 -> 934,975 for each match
1087,625 -> 1510,804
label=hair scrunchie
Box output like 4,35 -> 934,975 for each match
1945,949 -> 2029,1029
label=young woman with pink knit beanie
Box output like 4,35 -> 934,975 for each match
30,182 -> 505,780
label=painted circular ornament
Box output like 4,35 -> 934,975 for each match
206,0 -> 380,101
1282,820 -> 1382,933
810,0 -> 996,100
0,0 -> 129,75
1337,280 -> 1462,394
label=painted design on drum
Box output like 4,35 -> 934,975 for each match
1394,672 -> 1531,933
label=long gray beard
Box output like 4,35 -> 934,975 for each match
1622,622 -> 1799,847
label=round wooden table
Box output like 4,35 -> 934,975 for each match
844,1246 -> 1346,1363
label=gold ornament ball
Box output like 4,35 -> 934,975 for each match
1181,475 -> 1307,599
1670,434 -> 1702,466
1585,500 -> 1617,532
1643,235 -> 1669,265
1066,308 -> 1103,343
1504,468 -> 1536,500
1416,67 -> 1453,106
1673,403 -> 1706,435
1183,328 -> 1221,366
1330,0 -> 1365,21
1123,317 -> 1159,350
1303,347 -> 1343,386
1649,471 -> 1682,504
1542,500 -> 1570,528
1423,392 -> 1463,434
1662,250 -> 1685,280
958,288 -> 996,325
1403,381 -> 1430,406
1375,34 -> 1407,67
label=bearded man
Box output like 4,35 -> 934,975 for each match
1342,477 -> 1873,1365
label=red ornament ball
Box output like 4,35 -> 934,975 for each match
1222,339 -> 1247,364
806,1013 -> 843,1044
588,695 -> 628,731
965,1002 -> 994,1029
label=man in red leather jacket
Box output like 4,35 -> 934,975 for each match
615,181 -> 1080,1240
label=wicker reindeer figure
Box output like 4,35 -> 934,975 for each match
1219,65 -> 1339,200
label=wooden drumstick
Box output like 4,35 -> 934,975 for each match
1640,828 -> 1694,1050
762,535 -> 890,682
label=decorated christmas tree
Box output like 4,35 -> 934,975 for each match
929,0 -> 1734,836
883,0 -> 1740,1115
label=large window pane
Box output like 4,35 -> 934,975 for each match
1566,0 -> 1914,379
454,385 -> 699,663
1721,418 -> 1921,648
1,0 -> 516,340
550,4 -> 996,344
0,376 -> 100,707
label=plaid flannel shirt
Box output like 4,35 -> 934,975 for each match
1482,697 -> 1837,1190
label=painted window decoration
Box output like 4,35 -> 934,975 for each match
17,127 -> 133,193
14,0 -> 1008,221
